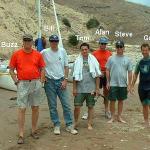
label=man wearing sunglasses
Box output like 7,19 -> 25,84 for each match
41,35 -> 78,135
92,37 -> 112,119
9,34 -> 45,144
106,40 -> 132,123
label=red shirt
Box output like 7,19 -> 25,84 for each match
9,49 -> 45,80
93,49 -> 112,71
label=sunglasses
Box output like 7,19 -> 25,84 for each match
23,39 -> 32,42
116,45 -> 124,49
100,43 -> 107,45
50,40 -> 59,43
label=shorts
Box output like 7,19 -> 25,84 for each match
17,79 -> 44,108
99,75 -> 107,89
108,86 -> 127,101
74,93 -> 95,107
138,88 -> 150,105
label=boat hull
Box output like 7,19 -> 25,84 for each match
0,73 -> 17,91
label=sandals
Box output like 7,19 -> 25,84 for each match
17,136 -> 24,144
17,132 -> 39,144
31,132 -> 39,139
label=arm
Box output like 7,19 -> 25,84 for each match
9,52 -> 18,84
106,68 -> 110,90
130,60 -> 140,93
9,68 -> 18,85
130,73 -> 138,94
64,48 -> 69,80
127,71 -> 132,91
61,66 -> 69,90
131,73 -> 138,88
73,79 -> 77,96
105,56 -> 111,90
95,77 -> 100,96
38,53 -> 46,83
40,67 -> 45,83
64,66 -> 69,79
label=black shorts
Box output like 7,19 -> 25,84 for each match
100,75 -> 107,89
138,88 -> 150,104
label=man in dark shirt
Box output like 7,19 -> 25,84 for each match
131,43 -> 150,127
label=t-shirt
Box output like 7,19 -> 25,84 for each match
106,55 -> 133,87
75,58 -> 96,93
134,57 -> 150,90
41,47 -> 68,79
9,49 -> 45,80
93,49 -> 112,71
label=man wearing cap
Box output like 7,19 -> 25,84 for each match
106,40 -> 132,123
9,34 -> 45,144
41,34 -> 78,135
92,37 -> 112,119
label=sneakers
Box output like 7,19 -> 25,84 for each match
54,126 -> 60,135
81,113 -> 88,120
66,125 -> 78,135
105,111 -> 111,119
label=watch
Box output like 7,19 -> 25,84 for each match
14,80 -> 19,85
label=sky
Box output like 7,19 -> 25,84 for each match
126,0 -> 150,7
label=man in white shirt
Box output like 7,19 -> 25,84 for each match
41,35 -> 78,135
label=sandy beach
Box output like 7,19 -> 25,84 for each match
0,83 -> 150,150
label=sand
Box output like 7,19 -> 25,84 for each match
0,83 -> 150,150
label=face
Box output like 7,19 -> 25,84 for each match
141,46 -> 150,58
116,45 -> 124,55
23,40 -> 33,50
99,43 -> 107,50
81,46 -> 89,57
50,41 -> 59,49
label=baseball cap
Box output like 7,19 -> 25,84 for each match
99,37 -> 109,44
23,34 -> 33,41
49,35 -> 59,42
115,40 -> 124,48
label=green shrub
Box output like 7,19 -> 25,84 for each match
86,18 -> 100,29
62,18 -> 71,28
68,34 -> 79,46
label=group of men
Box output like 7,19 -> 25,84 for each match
9,34 -> 150,144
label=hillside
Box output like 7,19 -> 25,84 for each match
0,0 -> 150,57
55,0 -> 150,44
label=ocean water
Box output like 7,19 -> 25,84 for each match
126,0 -> 150,7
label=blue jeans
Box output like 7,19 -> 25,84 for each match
44,77 -> 73,127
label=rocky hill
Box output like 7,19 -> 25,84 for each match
56,0 -> 150,44
0,0 -> 150,58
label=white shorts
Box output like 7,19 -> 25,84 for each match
17,79 -> 44,108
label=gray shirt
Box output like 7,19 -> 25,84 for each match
75,58 -> 96,93
41,48 -> 68,79
106,55 -> 132,87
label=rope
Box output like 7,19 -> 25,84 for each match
51,0 -> 63,48
0,73 -> 10,76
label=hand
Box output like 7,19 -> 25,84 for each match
130,85 -> 135,95
14,80 -> 19,86
101,71 -> 105,77
95,89 -> 100,96
127,84 -> 131,93
73,89 -> 77,96
106,82 -> 110,90
61,79 -> 67,90
40,78 -> 46,83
